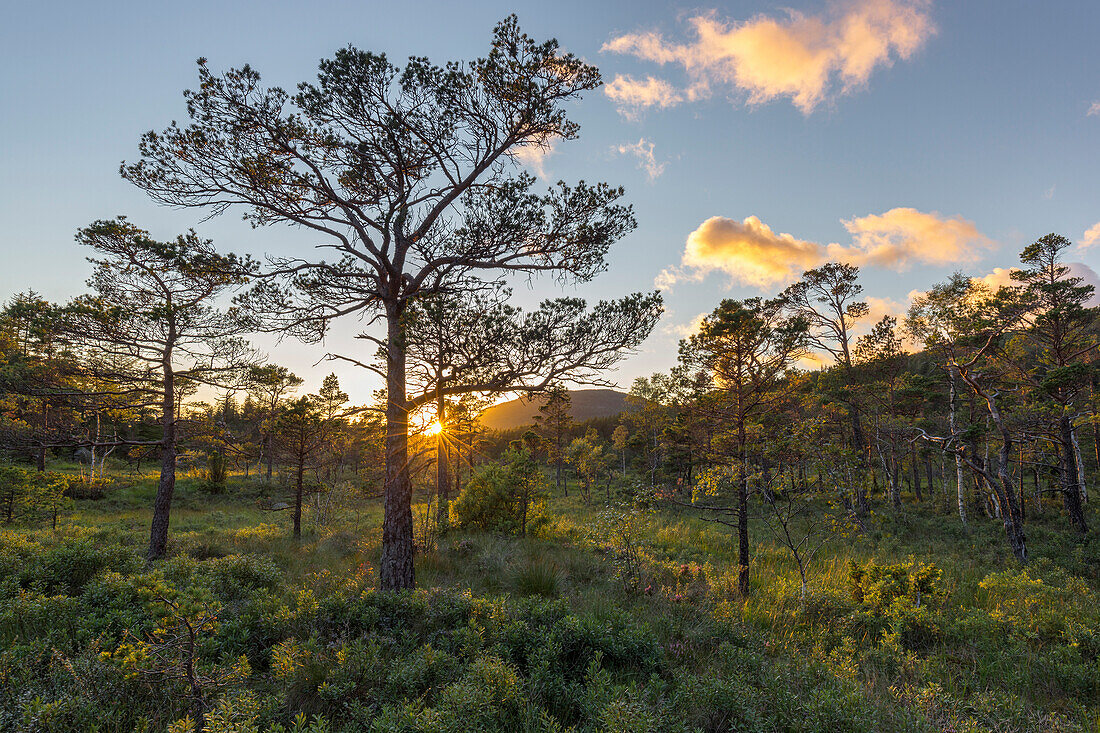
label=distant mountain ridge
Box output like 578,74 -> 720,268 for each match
479,388 -> 631,431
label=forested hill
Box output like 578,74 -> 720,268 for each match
479,388 -> 631,430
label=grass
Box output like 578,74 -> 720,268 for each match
0,463 -> 1096,731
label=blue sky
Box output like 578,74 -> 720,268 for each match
3,1 -> 1099,403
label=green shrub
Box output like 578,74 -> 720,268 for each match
426,656 -> 527,732
26,540 -> 139,595
205,554 -> 283,601
452,449 -> 547,535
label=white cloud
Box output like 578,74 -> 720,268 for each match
658,208 -> 992,290
1070,263 -> 1100,305
1081,221 -> 1100,248
1088,101 -> 1100,117
604,75 -> 684,118
973,264 -> 1100,306
663,311 -> 709,339
614,138 -> 667,180
511,140 -> 555,179
603,0 -> 935,114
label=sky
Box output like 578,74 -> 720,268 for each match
2,0 -> 1099,405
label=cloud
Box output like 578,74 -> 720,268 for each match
1082,222 -> 1100,248
834,207 -> 994,269
865,295 -> 907,323
604,75 -> 684,118
603,0 -> 935,114
973,264 -> 1100,306
973,266 -> 1017,291
658,215 -> 825,289
614,138 -> 667,180
511,140 -> 555,179
663,311 -> 709,339
1069,263 -> 1100,305
1089,101 -> 1100,116
862,295 -> 921,350
658,208 -> 992,290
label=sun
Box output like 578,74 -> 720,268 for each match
426,420 -> 444,436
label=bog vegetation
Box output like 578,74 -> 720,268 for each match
1,16 -> 1097,733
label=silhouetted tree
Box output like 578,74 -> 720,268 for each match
122,17 -> 660,589
67,218 -> 256,560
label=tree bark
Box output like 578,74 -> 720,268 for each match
380,304 -> 415,590
737,419 -> 750,596
265,438 -> 273,482
293,458 -> 304,540
148,354 -> 176,561
1070,424 -> 1088,503
1059,414 -> 1088,533
968,379 -> 1027,563
949,366 -> 967,525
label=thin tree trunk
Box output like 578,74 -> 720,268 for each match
961,373 -> 1027,562
911,445 -> 922,502
265,438 -> 273,482
1091,376 -> 1100,472
1071,424 -> 1088,503
293,458 -> 303,539
148,356 -> 176,561
949,366 -> 967,524
737,418 -> 750,596
435,378 -> 449,532
1059,414 -> 1088,533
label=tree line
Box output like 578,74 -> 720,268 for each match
565,236 -> 1095,597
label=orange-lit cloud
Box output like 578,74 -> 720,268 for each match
833,207 -> 993,269
603,0 -> 935,114
614,137 -> 667,180
658,208 -> 992,290
657,215 -> 825,289
1082,221 -> 1100,248
972,266 -> 1017,291
854,295 -> 921,351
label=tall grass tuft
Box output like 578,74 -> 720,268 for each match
512,556 -> 564,597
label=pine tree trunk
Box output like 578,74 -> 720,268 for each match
148,357 -> 176,561
293,451 -> 304,540
380,305 -> 415,590
849,401 -> 868,513
912,445 -> 922,502
949,367 -> 967,524
737,420 -> 750,596
1059,415 -> 1088,533
265,438 -> 273,482
1070,424 -> 1088,503
435,381 -> 449,532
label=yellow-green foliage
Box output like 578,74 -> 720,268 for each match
977,561 -> 1098,644
1,470 -> 1098,732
